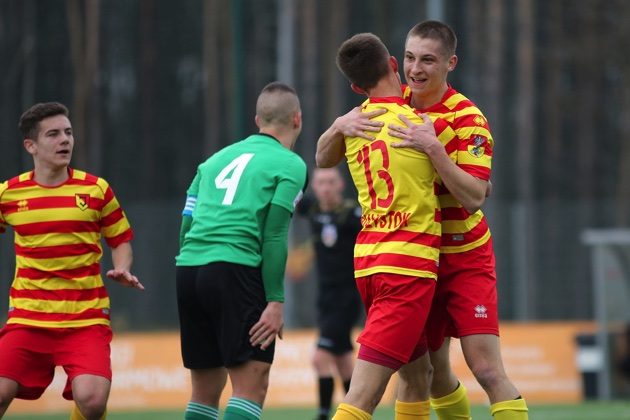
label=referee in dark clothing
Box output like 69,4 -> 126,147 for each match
295,167 -> 363,420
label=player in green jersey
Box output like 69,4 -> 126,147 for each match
176,82 -> 308,420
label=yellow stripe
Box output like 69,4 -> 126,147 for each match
355,266 -> 438,280
15,231 -> 100,248
355,241 -> 440,261
10,207 -> 100,224
441,215 -> 485,234
17,253 -> 101,272
7,318 -> 110,328
441,230 -> 491,254
13,275 -> 103,291
102,217 -> 131,237
458,151 -> 492,168
455,125 -> 493,142
10,297 -> 110,314
443,93 -> 468,110
2,184 -> 105,200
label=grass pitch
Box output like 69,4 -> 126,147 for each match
5,402 -> 630,419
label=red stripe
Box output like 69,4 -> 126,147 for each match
10,286 -> 108,301
105,229 -> 133,248
458,164 -> 491,180
441,207 -> 471,221
101,207 -> 124,227
441,218 -> 490,247
443,138 -> 459,155
356,229 -> 440,248
17,263 -> 101,280
14,220 -> 101,236
15,243 -> 101,259
354,253 -> 438,274
7,308 -> 109,322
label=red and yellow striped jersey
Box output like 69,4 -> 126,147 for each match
403,85 -> 493,254
345,97 -> 441,279
0,168 -> 133,328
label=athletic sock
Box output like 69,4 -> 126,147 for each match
394,399 -> 430,419
70,405 -> 87,420
224,397 -> 262,420
430,382 -> 472,420
331,403 -> 372,420
318,376 -> 335,419
185,401 -> 219,419
490,397 -> 529,419
70,405 -> 107,420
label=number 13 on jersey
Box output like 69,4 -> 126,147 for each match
357,140 -> 394,210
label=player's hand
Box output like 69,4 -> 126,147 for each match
334,106 -> 386,140
249,301 -> 284,350
389,113 -> 440,152
106,269 -> 145,290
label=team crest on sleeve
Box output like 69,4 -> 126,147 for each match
473,115 -> 487,126
468,136 -> 487,158
75,194 -> 90,211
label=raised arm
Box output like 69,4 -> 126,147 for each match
316,106 -> 386,168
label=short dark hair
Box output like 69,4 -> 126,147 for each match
336,33 -> 390,91
18,102 -> 69,139
256,82 -> 301,127
407,20 -> 457,57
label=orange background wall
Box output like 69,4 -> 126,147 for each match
8,322 -> 595,414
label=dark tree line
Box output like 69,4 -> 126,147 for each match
0,0 -> 629,328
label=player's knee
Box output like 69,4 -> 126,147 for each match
312,348 -> 332,372
470,363 -> 504,390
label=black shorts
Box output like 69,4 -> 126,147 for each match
316,287 -> 362,355
176,262 -> 274,369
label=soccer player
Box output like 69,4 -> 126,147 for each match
322,21 -> 529,420
176,82 -> 308,420
316,32 -> 441,420
0,102 -> 144,420
295,167 -> 363,420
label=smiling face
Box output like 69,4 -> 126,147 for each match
403,35 -> 457,109
24,114 -> 74,172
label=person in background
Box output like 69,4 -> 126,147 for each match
294,166 -> 363,420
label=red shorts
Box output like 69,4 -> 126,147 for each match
0,324 -> 113,400
426,238 -> 499,351
355,272 -> 435,364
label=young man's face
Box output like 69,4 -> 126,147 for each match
403,36 -> 456,105
24,114 -> 74,170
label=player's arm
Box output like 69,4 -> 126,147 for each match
389,113 -> 488,213
249,203 -> 292,350
107,241 -> 144,290
179,193 -> 196,248
316,107 -> 386,168
179,171 -> 201,248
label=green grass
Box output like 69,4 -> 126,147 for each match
5,402 -> 630,419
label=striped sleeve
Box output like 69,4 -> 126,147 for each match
452,109 -> 493,181
98,179 -> 133,247
0,180 -> 6,232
